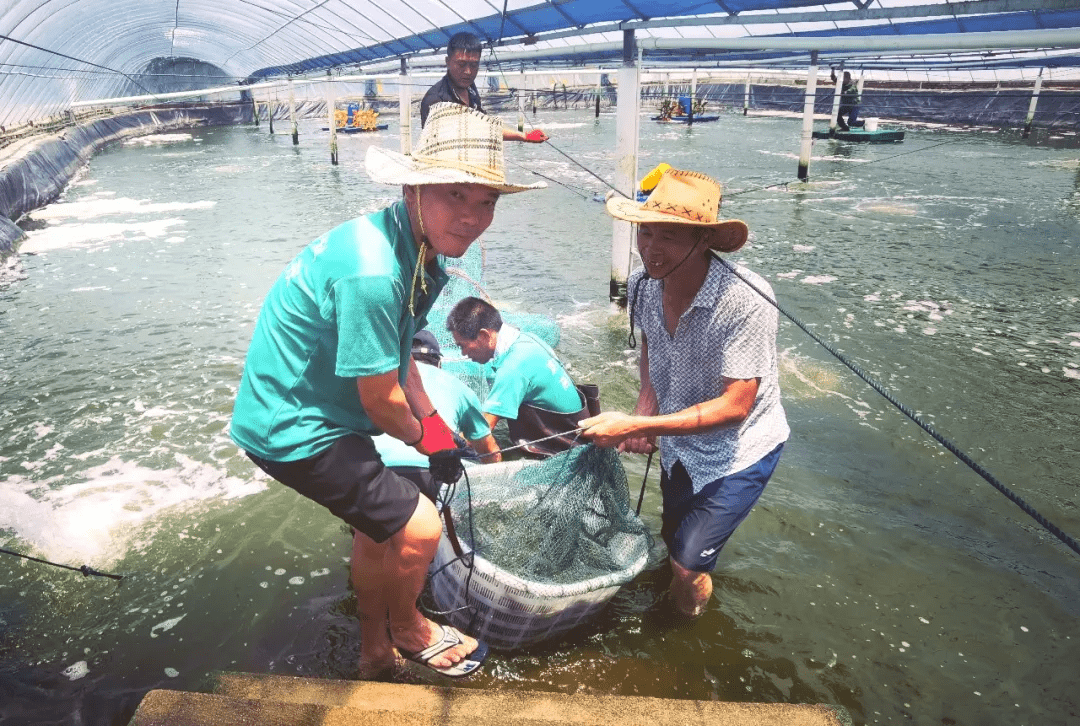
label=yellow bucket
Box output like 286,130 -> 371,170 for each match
639,163 -> 672,193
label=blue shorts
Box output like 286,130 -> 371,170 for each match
660,443 -> 784,573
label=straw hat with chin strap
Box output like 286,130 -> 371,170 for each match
366,102 -> 544,194
606,168 -> 748,253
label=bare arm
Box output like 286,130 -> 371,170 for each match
635,377 -> 757,437
357,369 -> 423,444
582,331 -> 760,449
483,412 -> 501,431
468,433 -> 502,463
502,128 -> 548,143
403,357 -> 436,421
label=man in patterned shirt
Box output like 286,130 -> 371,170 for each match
582,168 -> 789,618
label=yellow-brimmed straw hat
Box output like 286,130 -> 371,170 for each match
606,169 -> 748,253
366,103 -> 545,194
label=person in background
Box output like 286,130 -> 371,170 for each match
830,68 -> 860,131
580,168 -> 789,619
372,330 -> 501,468
229,103 -> 542,679
446,296 -> 592,457
419,31 -> 549,144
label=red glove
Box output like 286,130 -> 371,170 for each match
526,129 -> 547,142
414,412 -> 457,456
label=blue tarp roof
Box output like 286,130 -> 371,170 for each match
247,1 -> 1080,80
1,0 -> 1078,126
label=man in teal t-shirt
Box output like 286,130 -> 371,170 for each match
230,103 -> 542,680
446,296 -> 588,456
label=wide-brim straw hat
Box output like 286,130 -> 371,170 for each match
606,169 -> 749,253
366,103 -> 544,194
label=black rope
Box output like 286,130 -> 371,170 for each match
542,139 -> 627,196
484,47 -> 628,197
506,159 -> 593,200
726,140 -> 968,198
711,251 -> 1080,558
635,450 -> 654,516
0,547 -> 124,580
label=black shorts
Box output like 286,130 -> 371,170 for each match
246,435 -> 439,544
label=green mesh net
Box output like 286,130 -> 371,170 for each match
428,446 -> 652,649
422,244 -> 650,649
452,446 -> 651,584
429,242 -> 561,400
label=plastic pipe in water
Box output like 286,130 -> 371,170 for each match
798,51 -> 819,182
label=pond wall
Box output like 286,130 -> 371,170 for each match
0,103 -> 249,257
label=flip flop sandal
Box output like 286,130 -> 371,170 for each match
398,624 -> 489,678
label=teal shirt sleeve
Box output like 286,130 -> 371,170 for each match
483,366 -> 529,420
332,274 -> 404,378
455,384 -> 492,441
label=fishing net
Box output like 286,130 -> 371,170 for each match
428,445 -> 652,650
429,242 -> 561,400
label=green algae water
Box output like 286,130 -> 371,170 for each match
1,111 -> 1078,725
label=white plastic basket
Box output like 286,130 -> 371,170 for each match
428,460 -> 649,650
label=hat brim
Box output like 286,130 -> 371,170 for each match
606,195 -> 749,253
365,146 -> 545,194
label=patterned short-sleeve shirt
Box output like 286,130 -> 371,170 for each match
629,258 -> 789,492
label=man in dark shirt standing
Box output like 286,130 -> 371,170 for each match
420,32 -> 548,144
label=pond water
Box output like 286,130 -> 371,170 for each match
1,108 -> 1078,725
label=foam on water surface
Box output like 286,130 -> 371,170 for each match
20,219 -> 189,252
0,455 -> 266,566
124,133 -> 194,146
31,197 -> 215,221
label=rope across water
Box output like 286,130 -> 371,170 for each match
712,251 -> 1080,557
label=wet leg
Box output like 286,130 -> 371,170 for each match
670,557 -> 712,618
385,495 -> 479,668
351,531 -> 400,677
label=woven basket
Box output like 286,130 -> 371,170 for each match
428,461 -> 649,650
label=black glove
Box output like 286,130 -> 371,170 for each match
429,448 -> 465,485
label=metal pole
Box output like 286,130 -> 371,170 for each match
1023,67 -> 1044,139
252,93 -> 259,126
267,92 -> 274,135
611,30 -> 640,305
743,74 -> 750,115
595,73 -> 601,118
326,71 -> 338,166
857,71 -> 865,127
288,77 -> 299,145
798,51 -> 819,181
519,67 -> 526,132
399,58 -> 412,153
829,62 -> 844,132
688,68 -> 697,125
